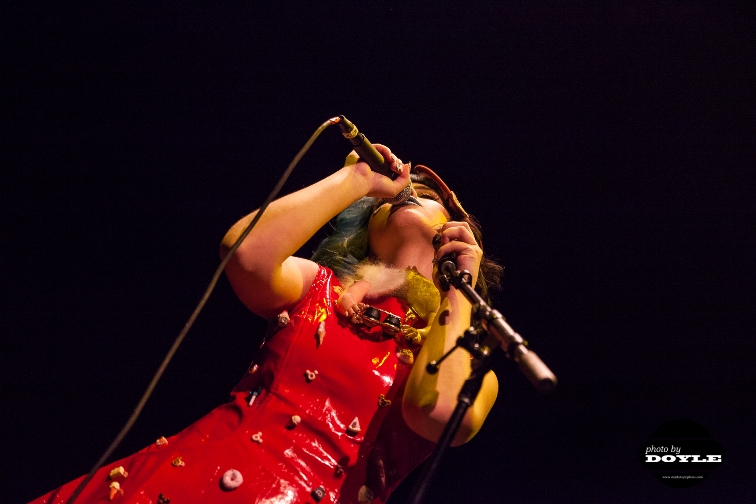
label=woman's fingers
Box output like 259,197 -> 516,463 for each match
435,222 -> 476,247
434,221 -> 482,286
361,144 -> 411,199
372,144 -> 403,173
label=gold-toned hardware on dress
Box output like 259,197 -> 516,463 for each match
402,326 -> 421,346
354,305 -> 406,337
382,313 -> 401,334
109,466 -> 128,480
220,469 -> 244,490
358,484 -> 375,504
378,394 -> 391,408
361,306 -> 381,327
316,321 -> 326,346
277,310 -> 291,327
108,481 -> 124,500
247,387 -> 263,407
286,415 -> 301,429
347,417 -> 361,435
397,348 -> 414,365
311,485 -> 326,502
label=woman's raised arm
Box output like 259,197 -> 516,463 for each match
220,147 -> 409,319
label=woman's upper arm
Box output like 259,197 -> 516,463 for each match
223,254 -> 319,319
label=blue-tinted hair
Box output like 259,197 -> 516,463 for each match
310,196 -> 377,281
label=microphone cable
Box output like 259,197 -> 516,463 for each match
65,118 -> 336,504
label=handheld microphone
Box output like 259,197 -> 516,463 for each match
331,115 -> 412,204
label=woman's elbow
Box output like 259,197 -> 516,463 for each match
401,372 -> 498,446
401,400 -> 484,446
219,230 -> 241,262
220,233 -> 265,274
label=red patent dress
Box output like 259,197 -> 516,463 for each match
32,266 -> 435,504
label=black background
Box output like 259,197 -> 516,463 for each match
2,2 -> 754,503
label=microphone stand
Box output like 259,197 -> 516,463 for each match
407,260 -> 557,504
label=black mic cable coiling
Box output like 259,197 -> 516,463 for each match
66,116 -> 412,503
65,118 -> 337,504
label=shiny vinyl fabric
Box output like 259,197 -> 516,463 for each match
33,266 -> 435,504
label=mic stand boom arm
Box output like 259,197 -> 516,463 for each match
408,260 -> 557,504
438,260 -> 558,393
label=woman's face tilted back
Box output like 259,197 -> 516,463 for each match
367,184 -> 450,270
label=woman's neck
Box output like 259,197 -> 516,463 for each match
377,244 -> 435,281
